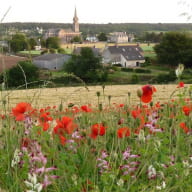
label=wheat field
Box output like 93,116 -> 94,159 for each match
0,84 -> 187,110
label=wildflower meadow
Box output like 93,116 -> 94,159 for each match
1,66 -> 192,191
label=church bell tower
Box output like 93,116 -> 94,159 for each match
73,7 -> 79,33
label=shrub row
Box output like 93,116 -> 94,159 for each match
121,67 -> 151,73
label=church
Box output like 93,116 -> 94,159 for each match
44,8 -> 81,44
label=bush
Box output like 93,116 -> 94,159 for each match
134,68 -> 151,73
130,74 -> 139,84
121,68 -> 134,72
51,75 -> 79,84
57,48 -> 66,54
113,63 -> 122,67
110,66 -> 121,72
49,48 -> 56,53
6,61 -> 39,88
41,49 -> 48,55
152,70 -> 176,83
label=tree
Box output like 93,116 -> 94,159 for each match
97,32 -> 108,41
57,48 -> 66,54
71,36 -> 82,43
64,47 -> 107,82
6,61 -> 39,87
46,37 -> 60,49
28,38 -> 37,50
10,33 -> 28,52
154,32 -> 192,67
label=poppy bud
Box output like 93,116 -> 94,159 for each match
137,88 -> 143,98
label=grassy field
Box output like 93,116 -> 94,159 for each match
0,84 -> 186,110
19,50 -> 41,55
18,42 -> 157,58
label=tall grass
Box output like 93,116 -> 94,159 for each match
0,81 -> 192,191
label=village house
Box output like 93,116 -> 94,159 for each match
108,32 -> 135,43
85,36 -> 98,42
73,46 -> 101,57
44,8 -> 81,44
102,45 -> 145,67
33,54 -> 71,70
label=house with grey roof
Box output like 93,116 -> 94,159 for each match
102,45 -> 145,67
33,54 -> 71,70
73,46 -> 101,57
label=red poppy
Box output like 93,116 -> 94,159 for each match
117,127 -> 131,138
90,123 -> 106,139
118,104 -> 124,108
177,81 -> 184,88
81,105 -> 92,112
72,106 -> 80,113
54,116 -> 77,135
39,112 -> 53,131
59,135 -> 67,145
131,109 -> 141,119
12,102 -> 32,121
21,137 -> 31,149
180,122 -> 189,134
134,115 -> 145,135
138,85 -> 156,103
118,118 -> 124,125
182,106 -> 191,116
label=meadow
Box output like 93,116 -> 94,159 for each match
1,81 -> 192,191
0,84 -> 181,110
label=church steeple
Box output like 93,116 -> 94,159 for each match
73,7 -> 79,33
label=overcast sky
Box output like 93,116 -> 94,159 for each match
0,0 -> 192,23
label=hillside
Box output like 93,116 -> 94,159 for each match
1,22 -> 192,36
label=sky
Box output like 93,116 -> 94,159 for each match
0,0 -> 192,24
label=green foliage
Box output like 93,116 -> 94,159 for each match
134,68 -> 151,73
140,31 -> 164,43
5,60 -> 39,87
70,36 -> 82,43
97,32 -> 108,41
57,48 -> 66,54
46,37 -> 60,49
49,48 -> 56,53
154,32 -> 192,67
41,49 -> 48,55
51,75 -> 79,85
64,47 -> 107,82
130,74 -> 139,84
121,67 -> 151,73
2,22 -> 192,37
121,67 -> 134,72
152,70 -> 176,83
9,33 -> 28,53
28,38 -> 37,50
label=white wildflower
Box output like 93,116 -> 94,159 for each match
117,178 -> 124,187
148,165 -> 156,179
11,149 -> 21,167
138,130 -> 145,142
175,63 -> 184,78
71,174 -> 78,185
156,181 -> 166,190
25,173 -> 43,192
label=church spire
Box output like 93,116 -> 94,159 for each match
73,7 -> 79,33
74,7 -> 77,18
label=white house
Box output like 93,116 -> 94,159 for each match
102,45 -> 145,67
33,54 -> 71,70
109,32 -> 129,43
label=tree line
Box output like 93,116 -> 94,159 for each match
1,22 -> 192,37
